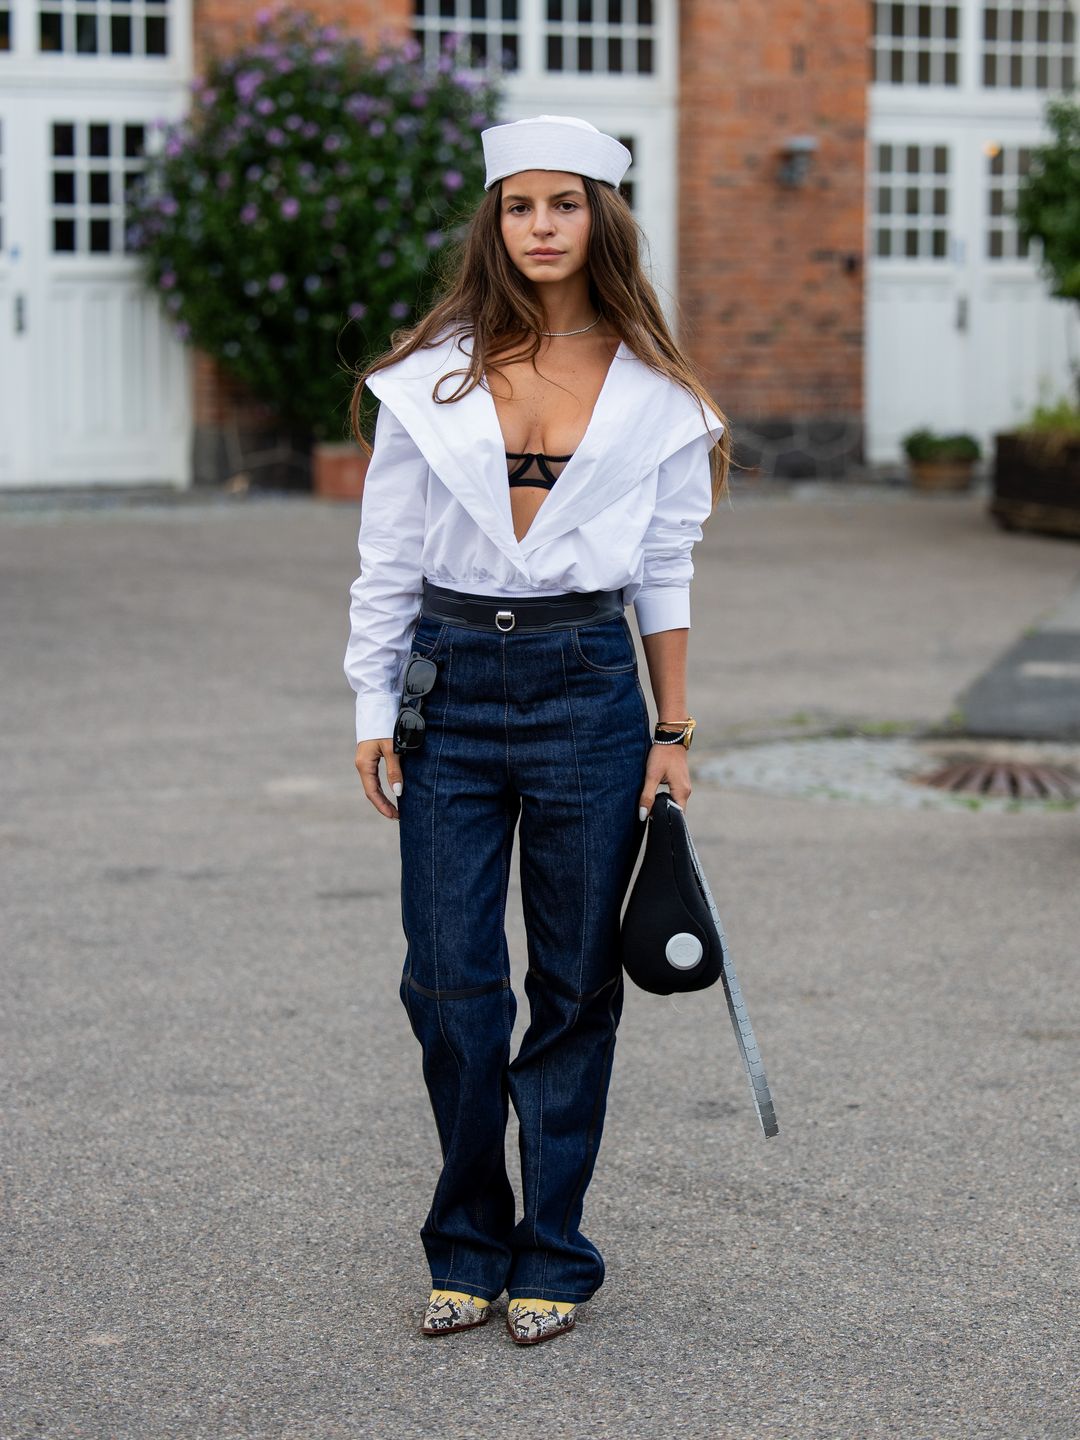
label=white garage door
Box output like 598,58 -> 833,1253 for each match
0,0 -> 192,488
866,0 -> 1080,464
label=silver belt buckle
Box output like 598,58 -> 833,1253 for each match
495,609 -> 516,632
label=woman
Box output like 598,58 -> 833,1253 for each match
344,115 -> 729,1346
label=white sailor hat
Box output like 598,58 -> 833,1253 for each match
481,114 -> 632,191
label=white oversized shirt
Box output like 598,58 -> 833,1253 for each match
344,332 -> 725,742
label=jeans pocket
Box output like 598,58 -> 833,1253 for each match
410,617 -> 448,662
570,616 -> 637,674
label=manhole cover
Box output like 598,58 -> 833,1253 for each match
913,759 -> 1077,799
697,737 -> 1080,810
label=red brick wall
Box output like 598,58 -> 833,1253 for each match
193,1 -> 410,72
678,0 -> 868,421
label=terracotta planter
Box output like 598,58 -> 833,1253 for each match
990,431 -> 1080,539
909,459 -> 976,492
311,441 -> 370,501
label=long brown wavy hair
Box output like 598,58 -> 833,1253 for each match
348,175 -> 731,506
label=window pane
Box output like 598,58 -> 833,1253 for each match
52,123 -> 76,157
54,218 -> 76,251
75,12 -> 98,53
89,170 -> 111,204
89,217 -> 112,252
89,124 -> 110,158
145,15 -> 167,55
111,14 -> 132,53
52,171 -> 76,205
40,10 -> 63,51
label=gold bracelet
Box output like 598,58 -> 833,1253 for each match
652,716 -> 696,749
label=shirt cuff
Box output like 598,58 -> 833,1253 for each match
634,587 -> 691,636
356,692 -> 401,744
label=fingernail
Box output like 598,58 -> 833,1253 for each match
392,781 -> 403,796
638,806 -> 648,822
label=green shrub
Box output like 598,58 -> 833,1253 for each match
901,428 -> 982,463
1019,398 -> 1080,436
127,5 -> 500,440
1015,96 -> 1080,307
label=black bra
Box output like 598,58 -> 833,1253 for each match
506,451 -> 574,491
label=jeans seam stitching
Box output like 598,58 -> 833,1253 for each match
501,633 -> 512,789
560,981 -> 621,1244
429,639 -> 459,1284
559,639 -> 589,998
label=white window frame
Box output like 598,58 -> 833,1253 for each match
0,0 -> 191,83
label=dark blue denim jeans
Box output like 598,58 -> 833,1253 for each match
396,607 -> 652,1304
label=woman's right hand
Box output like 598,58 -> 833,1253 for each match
355,739 -> 404,820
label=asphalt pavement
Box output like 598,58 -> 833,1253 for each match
2,481 -> 1078,1439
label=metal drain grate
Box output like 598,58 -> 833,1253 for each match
913,759 -> 1078,800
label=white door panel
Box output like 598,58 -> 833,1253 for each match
0,0 -> 192,487
867,0 -> 1079,464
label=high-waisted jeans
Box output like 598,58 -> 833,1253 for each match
396,605 -> 652,1304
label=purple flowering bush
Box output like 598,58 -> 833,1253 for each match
128,6 -> 499,440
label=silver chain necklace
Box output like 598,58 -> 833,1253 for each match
539,313 -> 603,338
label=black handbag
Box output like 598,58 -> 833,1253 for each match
620,792 -> 779,1138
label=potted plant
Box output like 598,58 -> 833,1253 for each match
991,397 -> 1080,536
901,427 -> 982,491
126,5 -> 499,498
991,96 -> 1080,537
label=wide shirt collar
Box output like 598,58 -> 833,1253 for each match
365,331 -> 724,582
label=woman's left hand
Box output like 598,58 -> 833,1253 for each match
638,742 -> 691,820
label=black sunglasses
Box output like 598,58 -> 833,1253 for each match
393,654 -> 438,754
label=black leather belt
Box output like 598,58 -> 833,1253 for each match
421,578 -> 623,633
